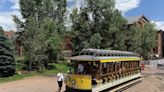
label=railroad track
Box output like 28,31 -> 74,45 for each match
106,78 -> 142,92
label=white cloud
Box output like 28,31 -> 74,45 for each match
67,0 -> 74,2
0,11 -> 21,31
154,21 -> 164,30
68,0 -> 140,14
74,0 -> 84,9
115,0 -> 140,14
67,0 -> 85,11
11,2 -> 20,10
0,0 -> 21,31
9,0 -> 20,10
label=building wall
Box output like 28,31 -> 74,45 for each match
157,31 -> 163,57
153,30 -> 164,58
4,31 -> 14,39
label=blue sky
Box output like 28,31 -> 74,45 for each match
125,0 -> 164,21
0,0 -> 164,31
124,0 -> 164,29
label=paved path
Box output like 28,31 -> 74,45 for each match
0,76 -> 65,92
125,65 -> 164,92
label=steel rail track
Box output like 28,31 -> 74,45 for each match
106,78 -> 142,92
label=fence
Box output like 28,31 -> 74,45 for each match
144,59 -> 164,67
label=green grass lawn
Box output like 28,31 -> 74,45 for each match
0,63 -> 71,83
39,63 -> 71,75
0,72 -> 38,83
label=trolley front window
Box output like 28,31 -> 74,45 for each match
73,61 -> 92,74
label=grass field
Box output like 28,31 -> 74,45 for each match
0,63 -> 71,83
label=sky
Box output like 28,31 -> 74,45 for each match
0,0 -> 164,31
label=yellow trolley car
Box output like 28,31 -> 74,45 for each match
65,49 -> 141,92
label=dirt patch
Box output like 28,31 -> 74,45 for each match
0,76 -> 65,92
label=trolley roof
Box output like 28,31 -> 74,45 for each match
68,49 -> 141,62
80,49 -> 138,56
68,55 -> 140,62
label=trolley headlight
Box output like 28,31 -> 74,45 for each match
71,79 -> 76,85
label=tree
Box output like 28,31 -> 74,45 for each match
70,0 -> 127,51
70,0 -> 157,59
89,33 -> 103,49
22,17 -> 62,70
123,23 -> 157,59
70,8 -> 92,51
123,26 -> 142,52
19,0 -> 66,23
0,27 -> 15,76
13,0 -> 66,71
139,24 -> 157,59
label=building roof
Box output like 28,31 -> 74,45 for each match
127,15 -> 149,24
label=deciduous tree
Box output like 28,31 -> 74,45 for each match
13,0 -> 66,71
71,0 -> 127,51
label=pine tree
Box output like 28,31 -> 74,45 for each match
0,27 -> 15,77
